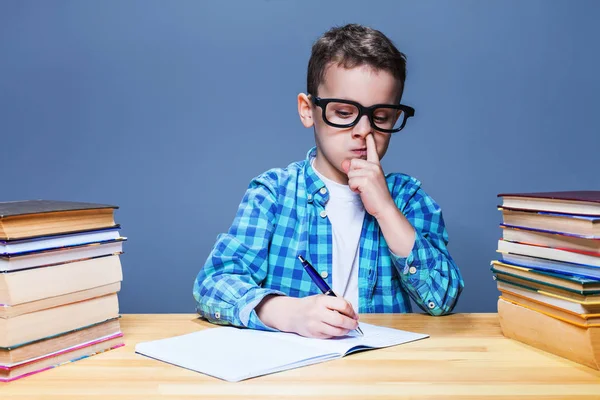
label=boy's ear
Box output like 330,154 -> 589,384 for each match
297,93 -> 314,128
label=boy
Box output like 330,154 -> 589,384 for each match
193,23 -> 464,339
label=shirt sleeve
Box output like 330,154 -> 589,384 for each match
193,175 -> 284,331
388,181 -> 464,316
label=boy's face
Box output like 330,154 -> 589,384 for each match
298,63 -> 403,185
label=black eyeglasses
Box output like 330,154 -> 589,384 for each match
309,95 -> 415,133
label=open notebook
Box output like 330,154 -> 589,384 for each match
135,322 -> 428,382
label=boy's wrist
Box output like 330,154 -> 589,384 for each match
374,201 -> 400,222
255,294 -> 296,332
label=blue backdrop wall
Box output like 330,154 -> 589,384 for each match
1,0 -> 599,313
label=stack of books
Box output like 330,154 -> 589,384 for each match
0,200 -> 126,382
491,191 -> 600,370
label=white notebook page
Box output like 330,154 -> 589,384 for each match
135,322 -> 428,382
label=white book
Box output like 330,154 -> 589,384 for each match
0,240 -> 125,272
497,239 -> 600,267
135,323 -> 428,382
0,229 -> 121,255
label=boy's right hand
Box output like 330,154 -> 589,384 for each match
256,294 -> 359,339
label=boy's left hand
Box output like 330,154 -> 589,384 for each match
342,134 -> 396,219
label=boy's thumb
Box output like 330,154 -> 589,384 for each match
341,159 -> 351,174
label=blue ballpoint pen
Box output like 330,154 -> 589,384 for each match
297,255 -> 364,336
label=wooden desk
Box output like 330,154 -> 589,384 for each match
3,314 -> 600,399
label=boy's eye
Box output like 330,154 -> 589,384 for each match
374,114 -> 390,123
335,110 -> 354,118
327,104 -> 358,121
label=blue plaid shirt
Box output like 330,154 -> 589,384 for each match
193,147 -> 464,331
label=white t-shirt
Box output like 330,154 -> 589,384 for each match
312,162 -> 365,313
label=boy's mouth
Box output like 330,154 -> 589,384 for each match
351,148 -> 367,157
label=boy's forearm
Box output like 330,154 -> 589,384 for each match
194,270 -> 284,330
193,176 -> 284,329
376,204 -> 463,315
375,204 -> 416,257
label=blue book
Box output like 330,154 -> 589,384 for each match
500,252 -> 600,280
491,260 -> 600,295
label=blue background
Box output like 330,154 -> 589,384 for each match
1,0 -> 598,313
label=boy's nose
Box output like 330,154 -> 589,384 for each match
352,115 -> 372,138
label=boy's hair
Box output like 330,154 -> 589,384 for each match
307,24 -> 407,99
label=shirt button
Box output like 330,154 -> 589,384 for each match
320,187 -> 327,194
427,301 -> 435,309
320,271 -> 328,279
408,266 -> 417,274
214,311 -> 221,319
320,210 -> 327,218
307,194 -> 313,200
